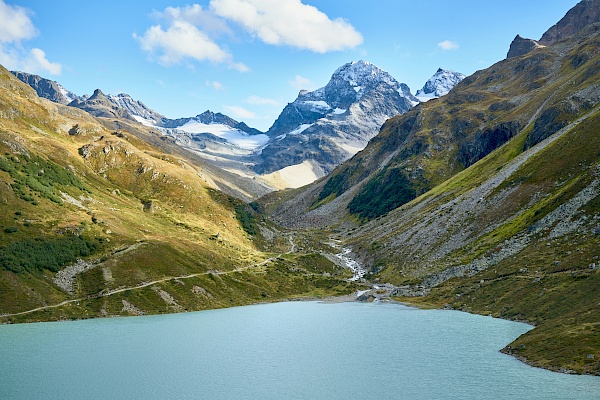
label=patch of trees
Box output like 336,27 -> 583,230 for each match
0,154 -> 88,205
0,235 -> 103,274
348,167 -> 416,221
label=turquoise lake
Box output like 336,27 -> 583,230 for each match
1,301 -> 598,399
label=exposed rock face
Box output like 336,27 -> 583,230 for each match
507,35 -> 545,58
11,71 -> 81,104
539,0 -> 600,45
253,60 -> 418,175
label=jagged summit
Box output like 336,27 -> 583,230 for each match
323,60 -> 416,107
195,110 -> 239,127
68,88 -> 131,119
329,61 -> 400,92
415,68 -> 466,101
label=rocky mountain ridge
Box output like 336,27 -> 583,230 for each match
507,0 -> 600,59
105,92 -> 166,126
10,71 -> 262,138
11,70 -> 82,104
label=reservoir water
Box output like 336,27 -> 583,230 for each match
0,301 -> 598,399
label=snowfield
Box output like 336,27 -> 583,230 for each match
179,121 -> 270,150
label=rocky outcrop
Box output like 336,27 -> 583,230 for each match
539,0 -> 600,45
458,121 -> 522,167
507,35 -> 545,58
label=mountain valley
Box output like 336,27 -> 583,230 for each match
1,0 -> 600,378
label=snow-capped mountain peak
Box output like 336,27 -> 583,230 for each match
258,60 -> 419,176
332,60 -> 397,88
323,60 -> 417,107
416,68 -> 466,101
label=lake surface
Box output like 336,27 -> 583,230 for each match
1,301 -> 598,400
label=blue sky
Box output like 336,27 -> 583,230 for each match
0,0 -> 580,131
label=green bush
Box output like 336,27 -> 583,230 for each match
234,204 -> 258,236
0,154 -> 88,204
0,235 -> 103,274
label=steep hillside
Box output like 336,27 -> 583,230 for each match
0,66 -> 355,323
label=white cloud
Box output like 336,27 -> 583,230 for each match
0,0 -> 36,43
0,1 -> 61,75
223,105 -> 257,120
135,21 -> 229,65
210,0 -> 363,53
155,4 -> 231,37
289,75 -> 315,91
206,80 -> 224,90
135,4 -> 248,71
25,48 -> 62,75
437,40 -> 459,51
245,95 -> 279,106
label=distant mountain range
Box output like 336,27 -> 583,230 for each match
11,62 -> 465,189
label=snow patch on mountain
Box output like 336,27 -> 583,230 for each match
132,115 -> 157,126
58,85 -> 76,103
